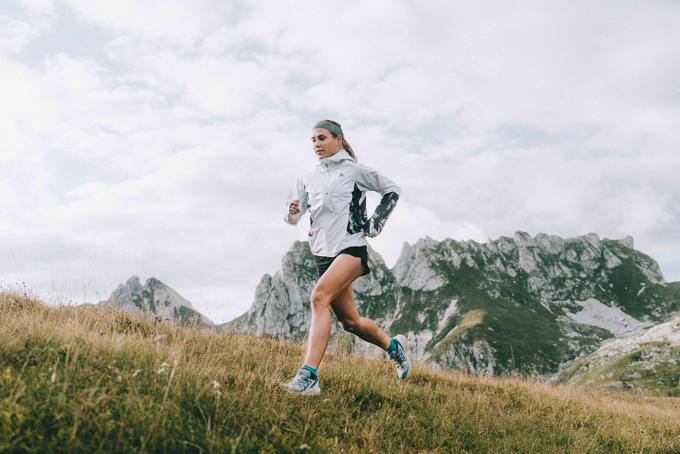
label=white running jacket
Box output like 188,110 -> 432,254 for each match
284,150 -> 401,257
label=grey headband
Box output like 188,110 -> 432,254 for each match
313,120 -> 343,137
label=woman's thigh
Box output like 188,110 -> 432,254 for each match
313,254 -> 364,304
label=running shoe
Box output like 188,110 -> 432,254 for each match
280,368 -> 320,395
386,334 -> 411,379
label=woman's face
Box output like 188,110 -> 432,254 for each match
311,128 -> 342,160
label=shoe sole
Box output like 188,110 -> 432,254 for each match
280,383 -> 321,396
301,386 -> 320,396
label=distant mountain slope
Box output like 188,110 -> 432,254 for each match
104,276 -> 213,327
223,232 -> 680,377
556,315 -> 680,395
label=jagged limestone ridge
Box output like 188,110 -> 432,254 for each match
224,232 -> 679,379
107,276 -> 213,327
390,231 -> 676,375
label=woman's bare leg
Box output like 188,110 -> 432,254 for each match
331,284 -> 390,350
303,254 -> 364,369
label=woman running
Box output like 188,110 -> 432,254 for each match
281,119 -> 411,395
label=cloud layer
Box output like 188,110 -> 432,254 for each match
1,0 -> 679,322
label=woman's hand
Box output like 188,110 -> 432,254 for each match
288,200 -> 301,215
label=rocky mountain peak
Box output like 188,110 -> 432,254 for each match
393,237 -> 447,291
111,275 -> 144,302
395,231 -> 664,290
618,235 -> 634,249
106,276 -> 212,327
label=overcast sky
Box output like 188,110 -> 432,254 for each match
1,0 -> 679,323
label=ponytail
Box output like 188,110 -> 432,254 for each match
323,119 -> 358,161
341,137 -> 357,161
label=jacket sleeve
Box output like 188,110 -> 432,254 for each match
283,176 -> 308,225
355,163 -> 401,237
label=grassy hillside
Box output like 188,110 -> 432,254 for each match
1,293 -> 680,453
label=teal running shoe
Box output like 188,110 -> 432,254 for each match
280,368 -> 320,395
387,334 -> 411,379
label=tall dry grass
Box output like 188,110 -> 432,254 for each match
1,291 -> 679,453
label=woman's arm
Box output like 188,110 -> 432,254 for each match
283,177 -> 308,225
355,163 -> 400,237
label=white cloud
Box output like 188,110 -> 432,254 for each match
1,0 -> 679,323
0,15 -> 46,55
18,0 -> 54,15
64,0 -> 233,45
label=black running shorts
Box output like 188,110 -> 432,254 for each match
313,246 -> 370,278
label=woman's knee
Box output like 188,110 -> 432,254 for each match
340,318 -> 361,333
310,287 -> 332,311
